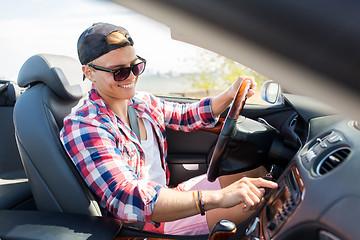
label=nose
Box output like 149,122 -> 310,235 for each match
126,69 -> 136,81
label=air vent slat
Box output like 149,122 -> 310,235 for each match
317,148 -> 350,176
334,151 -> 348,159
323,160 -> 336,170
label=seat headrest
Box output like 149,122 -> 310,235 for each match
17,54 -> 85,100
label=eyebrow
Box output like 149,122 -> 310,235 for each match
106,57 -> 138,69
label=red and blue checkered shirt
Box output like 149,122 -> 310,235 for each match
60,85 -> 217,224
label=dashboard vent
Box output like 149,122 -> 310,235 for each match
316,148 -> 350,176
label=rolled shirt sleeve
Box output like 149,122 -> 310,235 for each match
156,95 -> 218,131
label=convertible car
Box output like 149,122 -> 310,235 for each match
0,0 -> 359,240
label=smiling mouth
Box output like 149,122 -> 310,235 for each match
118,82 -> 135,89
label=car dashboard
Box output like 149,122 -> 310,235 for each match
245,111 -> 360,240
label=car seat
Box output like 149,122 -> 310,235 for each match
13,54 -> 102,216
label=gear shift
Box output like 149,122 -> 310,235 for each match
208,220 -> 236,240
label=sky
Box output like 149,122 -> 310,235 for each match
0,0 -> 205,80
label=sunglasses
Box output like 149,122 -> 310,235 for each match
88,55 -> 146,81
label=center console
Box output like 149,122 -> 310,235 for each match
245,165 -> 304,240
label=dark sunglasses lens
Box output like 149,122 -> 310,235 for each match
132,62 -> 145,76
113,61 -> 145,81
114,68 -> 131,81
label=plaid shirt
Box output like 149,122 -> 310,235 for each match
60,86 -> 217,224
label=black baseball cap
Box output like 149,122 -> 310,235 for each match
77,22 -> 134,65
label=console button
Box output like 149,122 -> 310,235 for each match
267,221 -> 277,230
286,201 -> 292,208
328,134 -> 341,143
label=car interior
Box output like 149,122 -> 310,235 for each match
1,52 -> 359,240
1,1 -> 360,240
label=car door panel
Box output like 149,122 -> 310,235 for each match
166,129 -> 218,186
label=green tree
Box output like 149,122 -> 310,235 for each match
192,51 -> 268,90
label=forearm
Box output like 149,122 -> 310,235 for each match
163,97 -> 217,131
150,188 -> 221,222
150,177 -> 278,223
210,90 -> 234,117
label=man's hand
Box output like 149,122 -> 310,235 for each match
206,177 -> 278,212
210,76 -> 257,117
230,76 -> 257,99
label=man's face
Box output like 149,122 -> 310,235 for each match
86,46 -> 139,103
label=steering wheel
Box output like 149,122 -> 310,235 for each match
207,79 -> 252,182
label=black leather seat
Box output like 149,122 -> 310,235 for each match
13,54 -> 102,216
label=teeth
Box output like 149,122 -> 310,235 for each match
118,83 -> 134,89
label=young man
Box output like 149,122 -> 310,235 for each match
60,22 -> 277,235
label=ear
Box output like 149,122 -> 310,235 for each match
82,65 -> 95,82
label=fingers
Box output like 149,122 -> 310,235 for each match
220,177 -> 278,211
237,177 -> 278,212
246,77 -> 257,98
238,178 -> 264,211
238,76 -> 255,88
237,76 -> 257,98
246,89 -> 256,98
250,177 -> 278,189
